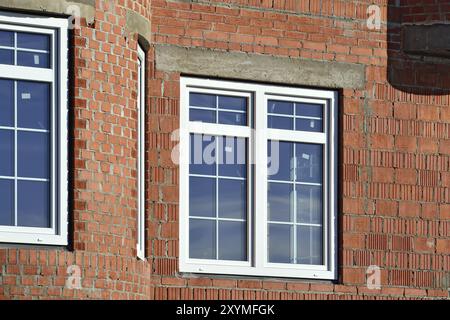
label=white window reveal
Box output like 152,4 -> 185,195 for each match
137,44 -> 146,260
0,12 -> 69,245
179,77 -> 338,279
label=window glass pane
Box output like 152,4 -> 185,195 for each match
296,103 -> 323,118
0,30 -> 14,47
189,177 -> 215,218
189,218 -> 216,259
296,143 -> 323,184
17,81 -> 50,130
268,182 -> 293,222
297,225 -> 323,265
0,49 -> 14,65
17,131 -> 50,179
218,96 -> 246,112
190,134 -> 216,176
268,141 -> 294,181
268,100 -> 293,115
0,129 -> 14,176
0,179 -> 14,226
0,79 -> 14,126
218,221 -> 246,261
189,93 -> 216,108
268,224 -> 292,263
17,51 -> 50,68
218,137 -> 246,178
218,179 -> 246,220
268,115 -> 293,130
297,185 -> 323,225
17,181 -> 50,228
189,108 -> 215,123
17,32 -> 50,51
218,111 -> 246,126
295,118 -> 323,132
189,93 -> 248,126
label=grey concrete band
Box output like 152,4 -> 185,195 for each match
155,44 -> 365,89
0,0 -> 95,24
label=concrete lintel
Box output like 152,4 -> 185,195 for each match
0,0 -> 95,24
403,24 -> 450,58
155,44 -> 365,89
126,9 -> 151,46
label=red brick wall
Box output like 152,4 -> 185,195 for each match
0,0 -> 449,300
148,0 -> 449,300
0,0 -> 152,299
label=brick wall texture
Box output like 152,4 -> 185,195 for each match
0,0 -> 449,300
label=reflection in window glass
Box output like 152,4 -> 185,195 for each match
268,224 -> 293,264
189,177 -> 216,218
218,136 -> 246,178
268,182 -> 293,223
218,96 -> 246,111
0,79 -> 14,126
190,93 -> 215,109
0,49 -> 13,65
189,92 -> 248,126
18,132 -> 50,179
297,185 -> 323,225
17,181 -> 50,228
17,32 -> 50,51
17,51 -> 50,68
0,179 -> 14,226
268,99 -> 324,133
0,130 -> 14,176
297,226 -> 323,265
218,179 -> 246,220
189,134 -> 216,176
218,221 -> 246,261
0,30 -> 14,47
17,81 -> 50,130
189,218 -> 216,259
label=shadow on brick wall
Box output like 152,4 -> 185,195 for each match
388,0 -> 450,95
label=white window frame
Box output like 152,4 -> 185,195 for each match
0,12 -> 68,245
179,77 -> 338,280
137,44 -> 146,260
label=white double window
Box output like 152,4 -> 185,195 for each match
0,12 -> 68,245
179,77 -> 338,279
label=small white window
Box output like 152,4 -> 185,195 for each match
0,12 -> 68,245
137,44 -> 146,260
179,77 -> 338,279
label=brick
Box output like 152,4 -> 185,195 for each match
309,283 -> 334,292
395,136 -> 417,152
212,279 -> 237,288
286,282 -> 310,291
262,281 -> 287,290
399,202 -> 420,218
373,167 -> 394,183
237,280 -> 262,289
342,268 -> 365,284
414,238 -> 435,253
396,169 -> 417,185
436,239 -> 449,254
375,200 -> 398,216
381,287 -> 405,296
